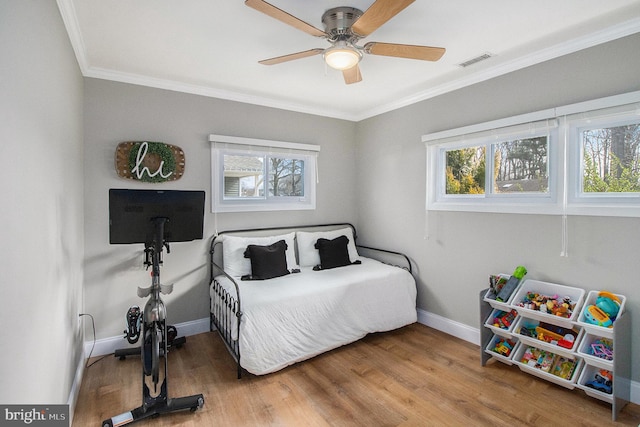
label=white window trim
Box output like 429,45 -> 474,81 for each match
209,134 -> 320,213
423,90 -> 640,217
426,119 -> 559,215
565,107 -> 640,217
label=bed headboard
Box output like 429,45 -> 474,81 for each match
209,223 -> 357,278
208,222 -> 414,281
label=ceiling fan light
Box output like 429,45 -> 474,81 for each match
324,47 -> 361,70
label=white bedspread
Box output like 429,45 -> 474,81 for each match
211,257 -> 417,375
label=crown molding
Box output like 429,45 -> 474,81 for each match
57,0 -> 640,123
82,66 -> 360,121
354,15 -> 640,121
56,0 -> 88,72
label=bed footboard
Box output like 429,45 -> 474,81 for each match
210,260 -> 243,378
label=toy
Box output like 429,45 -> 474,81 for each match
589,338 -> 613,361
537,351 -> 555,372
517,319 -> 538,338
595,291 -> 621,318
492,309 -> 518,329
582,291 -> 621,328
521,346 -> 555,372
585,369 -> 613,394
495,266 -> 527,302
488,274 -> 508,296
516,293 -> 575,318
491,337 -> 516,357
552,356 -> 577,380
583,305 -> 613,328
533,322 -> 579,349
520,345 -> 579,380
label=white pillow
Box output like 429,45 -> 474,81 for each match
222,232 -> 297,278
296,227 -> 359,267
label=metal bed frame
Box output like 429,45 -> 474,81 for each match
208,223 -> 413,378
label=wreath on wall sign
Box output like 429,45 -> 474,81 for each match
128,141 -> 177,183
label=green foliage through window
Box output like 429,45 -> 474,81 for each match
445,147 -> 485,194
582,124 -> 640,193
444,137 -> 549,195
494,137 -> 548,193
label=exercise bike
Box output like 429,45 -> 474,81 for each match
103,217 -> 204,426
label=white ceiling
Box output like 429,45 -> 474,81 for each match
58,0 -> 640,121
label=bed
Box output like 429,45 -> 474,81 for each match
209,223 -> 417,377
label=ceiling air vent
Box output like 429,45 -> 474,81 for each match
458,52 -> 493,68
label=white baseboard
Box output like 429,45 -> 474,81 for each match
67,349 -> 86,427
416,308 -> 640,405
83,317 -> 210,358
416,308 -> 481,346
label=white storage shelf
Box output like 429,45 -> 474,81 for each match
512,343 -> 583,389
484,334 -> 519,365
577,333 -> 614,370
576,290 -> 626,338
482,274 -> 513,311
479,283 -> 630,422
510,279 -> 585,328
512,316 -> 584,359
483,308 -> 519,338
576,364 -> 615,404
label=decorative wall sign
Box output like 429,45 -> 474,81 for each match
115,141 -> 185,182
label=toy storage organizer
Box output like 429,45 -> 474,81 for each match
480,281 -> 631,421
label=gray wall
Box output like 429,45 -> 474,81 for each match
83,79 -> 358,339
355,33 -> 640,382
0,1 -> 85,404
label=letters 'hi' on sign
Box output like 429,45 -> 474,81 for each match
115,141 -> 185,182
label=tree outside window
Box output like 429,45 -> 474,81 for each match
582,123 -> 640,193
444,137 -> 548,195
269,157 -> 304,197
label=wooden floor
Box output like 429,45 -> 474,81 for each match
73,323 -> 640,426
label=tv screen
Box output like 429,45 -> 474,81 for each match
109,189 -> 205,245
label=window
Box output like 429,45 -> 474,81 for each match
566,106 -> 640,215
444,136 -> 550,196
493,137 -> 549,194
444,145 -> 485,195
426,117 -> 558,214
210,135 -> 319,212
222,154 -> 305,199
581,125 -> 640,194
581,121 -> 640,194
424,91 -> 640,217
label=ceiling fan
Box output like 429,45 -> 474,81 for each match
245,0 -> 446,84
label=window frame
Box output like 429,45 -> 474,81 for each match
566,108 -> 640,217
210,134 -> 319,213
426,118 -> 560,215
424,90 -> 640,217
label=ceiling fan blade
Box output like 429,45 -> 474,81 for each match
342,64 -> 362,85
364,42 -> 445,61
259,48 -> 324,65
245,0 -> 326,37
351,0 -> 415,37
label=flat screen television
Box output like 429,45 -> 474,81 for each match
109,189 -> 205,245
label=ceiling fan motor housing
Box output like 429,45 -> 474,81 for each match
321,7 -> 363,43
